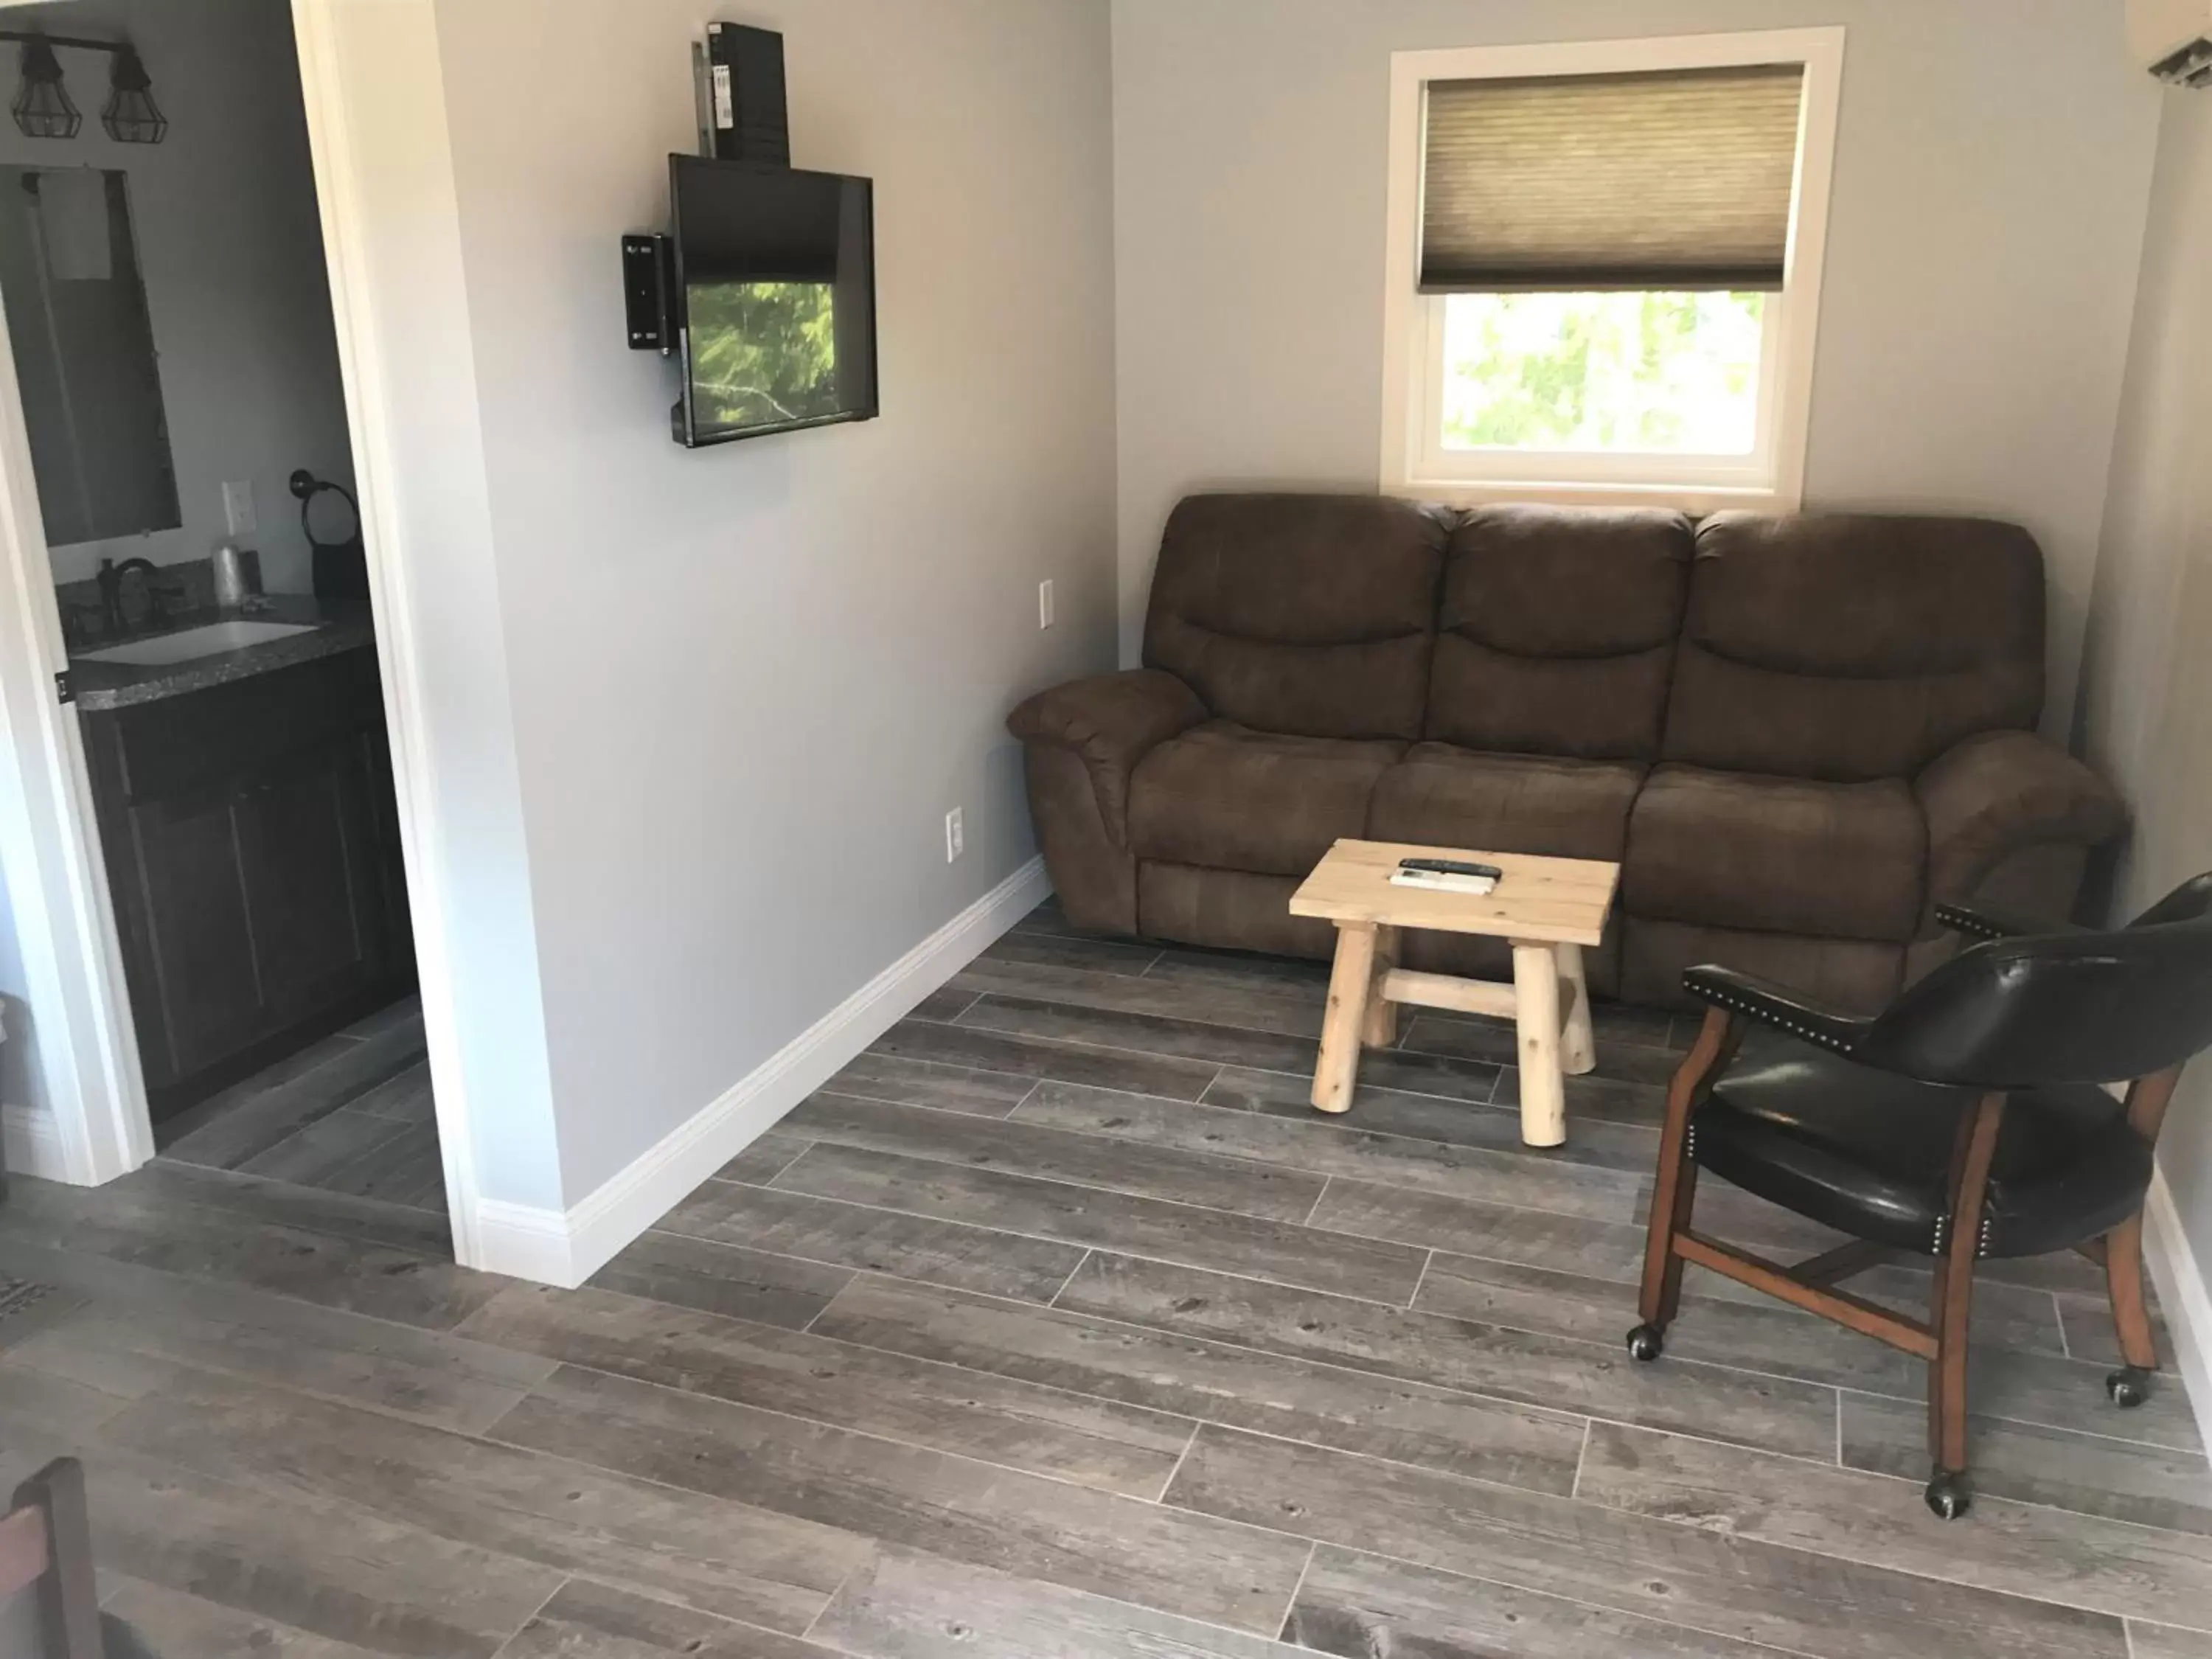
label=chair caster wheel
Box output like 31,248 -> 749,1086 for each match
2107,1366 -> 2152,1408
1924,1471 -> 1972,1520
1626,1324 -> 1664,1362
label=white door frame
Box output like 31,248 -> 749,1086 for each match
0,0 -> 484,1264
0,321 -> 149,1186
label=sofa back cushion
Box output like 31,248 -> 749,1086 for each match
1427,506 -> 1692,759
1143,493 -> 1449,740
1661,513 -> 2045,782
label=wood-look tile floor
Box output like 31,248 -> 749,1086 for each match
153,994 -> 448,1215
4,900 -> 2209,1658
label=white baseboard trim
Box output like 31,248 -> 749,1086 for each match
1,1103 -> 69,1183
2144,1165 -> 2212,1455
470,1194 -> 587,1287
470,855 -> 1051,1287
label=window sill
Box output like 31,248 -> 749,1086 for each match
1382,476 -> 1799,516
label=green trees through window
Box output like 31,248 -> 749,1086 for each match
688,279 -> 840,431
1440,291 -> 1765,455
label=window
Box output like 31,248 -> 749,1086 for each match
1380,30 -> 1843,510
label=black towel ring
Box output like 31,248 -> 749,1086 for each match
290,467 -> 359,545
291,468 -> 368,599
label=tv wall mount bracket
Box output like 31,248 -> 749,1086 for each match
622,234 -> 676,355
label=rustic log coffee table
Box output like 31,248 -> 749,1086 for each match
1289,838 -> 1621,1147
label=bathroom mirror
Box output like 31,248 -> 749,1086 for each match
0,167 -> 179,546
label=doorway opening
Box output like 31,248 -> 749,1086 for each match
0,1 -> 447,1238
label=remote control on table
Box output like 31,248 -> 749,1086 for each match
1389,857 -> 1501,895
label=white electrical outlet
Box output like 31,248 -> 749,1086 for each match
1037,579 -> 1055,630
222,480 -> 257,536
945,807 -> 964,863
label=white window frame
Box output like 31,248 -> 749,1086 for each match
1379,28 -> 1846,513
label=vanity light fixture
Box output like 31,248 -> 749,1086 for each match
0,32 -> 165,145
100,45 -> 164,144
10,38 -> 80,140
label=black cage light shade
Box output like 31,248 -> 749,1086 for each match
101,44 -> 164,144
12,38 -> 81,140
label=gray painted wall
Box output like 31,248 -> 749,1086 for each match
428,0 -> 1119,1203
1108,0 -> 2163,740
0,0 -> 355,594
2081,88 -> 2212,1290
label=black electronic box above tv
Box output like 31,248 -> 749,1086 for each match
623,27 -> 879,448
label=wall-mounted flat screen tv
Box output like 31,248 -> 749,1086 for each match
669,155 -> 877,446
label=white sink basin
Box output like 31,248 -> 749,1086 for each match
78,619 -> 320,667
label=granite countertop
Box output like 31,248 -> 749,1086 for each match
68,594 -> 379,712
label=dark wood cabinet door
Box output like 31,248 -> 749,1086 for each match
232,736 -> 389,1026
116,736 -> 391,1089
82,652 -> 414,1119
116,785 -> 263,1085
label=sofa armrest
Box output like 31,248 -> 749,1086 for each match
1007,669 -> 1206,849
1916,731 -> 2126,905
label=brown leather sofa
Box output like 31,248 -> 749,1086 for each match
1008,494 -> 2126,1011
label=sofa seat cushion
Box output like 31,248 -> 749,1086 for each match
1622,917 -> 1902,1014
1627,764 -> 1926,942
1368,744 -> 1646,863
1130,721 -> 1404,878
1136,863 -> 1339,959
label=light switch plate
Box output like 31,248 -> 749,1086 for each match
222,480 -> 257,536
1038,579 -> 1055,630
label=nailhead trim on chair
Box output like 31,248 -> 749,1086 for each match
1934,905 -> 2012,944
1688,989 -> 1860,1055
1928,1213 -> 1995,1259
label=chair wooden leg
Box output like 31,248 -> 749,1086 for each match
1631,1009 -> 1737,1357
1925,1253 -> 1977,1520
1924,1091 -> 2006,1519
1927,1249 -> 1972,1469
2096,1067 -> 2179,1408
1638,1150 -> 1700,1347
1635,1077 -> 1696,1335
2103,1210 -> 2158,1406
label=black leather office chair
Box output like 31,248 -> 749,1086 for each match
1628,873 -> 2212,1518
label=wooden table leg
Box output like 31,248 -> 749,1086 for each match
1557,941 -> 1595,1076
1511,941 -> 1566,1147
1312,922 -> 1377,1114
1362,925 -> 1400,1048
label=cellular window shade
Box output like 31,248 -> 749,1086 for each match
1419,63 -> 1806,293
